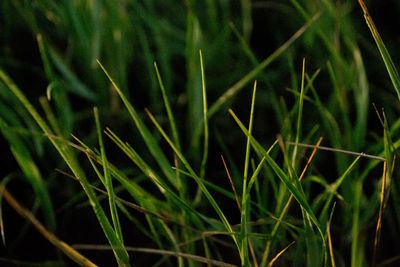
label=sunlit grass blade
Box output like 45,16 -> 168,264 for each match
268,241 -> 295,267
358,0 -> 400,102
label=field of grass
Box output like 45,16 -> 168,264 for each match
1,0 -> 400,266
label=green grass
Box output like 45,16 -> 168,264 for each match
1,0 -> 400,266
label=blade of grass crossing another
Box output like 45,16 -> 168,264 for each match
261,138 -> 323,267
229,109 -> 326,264
0,117 -> 56,232
144,109 -> 238,249
0,70 -> 130,266
94,107 -> 124,245
319,156 -> 361,225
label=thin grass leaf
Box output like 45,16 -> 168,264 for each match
221,155 -> 241,211
199,50 -> 209,180
327,203 -> 337,267
268,241 -> 295,267
291,58 -> 306,168
154,62 -> 180,151
240,81 -> 257,266
94,108 -> 124,245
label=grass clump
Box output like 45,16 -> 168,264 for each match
1,0 -> 400,266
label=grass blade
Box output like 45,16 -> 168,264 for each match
358,0 -> 400,102
199,50 -> 209,180
239,81 -> 257,265
0,69 -> 130,265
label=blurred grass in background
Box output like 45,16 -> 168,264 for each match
1,0 -> 400,266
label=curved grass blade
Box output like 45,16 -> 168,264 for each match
358,0 -> 400,102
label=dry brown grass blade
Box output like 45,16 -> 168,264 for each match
73,244 -> 238,267
0,184 -> 97,267
248,236 -> 258,267
221,155 -> 241,211
372,161 -> 387,267
268,241 -> 295,267
326,220 -> 336,267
